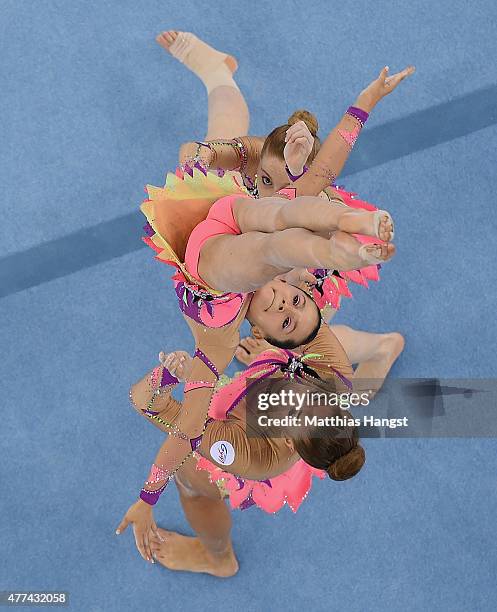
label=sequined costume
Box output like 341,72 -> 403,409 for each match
134,104 -> 380,503
130,324 -> 354,513
142,104 -> 384,315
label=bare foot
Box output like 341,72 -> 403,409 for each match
235,336 -> 273,366
358,242 -> 396,264
338,209 -> 394,242
158,350 -> 192,381
151,528 -> 239,578
156,30 -> 238,74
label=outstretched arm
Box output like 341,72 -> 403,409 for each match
292,65 -> 415,198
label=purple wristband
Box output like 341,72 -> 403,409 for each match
285,164 -> 308,182
140,483 -> 167,506
346,106 -> 369,125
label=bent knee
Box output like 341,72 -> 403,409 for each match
176,469 -> 222,500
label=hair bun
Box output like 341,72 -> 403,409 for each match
288,109 -> 319,137
327,445 -> 365,481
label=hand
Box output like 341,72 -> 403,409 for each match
276,268 -> 317,288
115,499 -> 164,563
158,350 -> 192,381
358,65 -> 415,110
284,121 -> 314,175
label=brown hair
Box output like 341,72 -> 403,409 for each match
260,109 -> 321,163
293,397 -> 365,481
249,376 -> 365,482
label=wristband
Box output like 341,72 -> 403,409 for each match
285,164 -> 308,182
140,483 -> 167,506
346,106 -> 369,126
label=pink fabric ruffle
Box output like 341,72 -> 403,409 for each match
196,349 -> 328,513
196,455 -> 325,514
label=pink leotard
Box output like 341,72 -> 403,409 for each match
184,194 -> 251,285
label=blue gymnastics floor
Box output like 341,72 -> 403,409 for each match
1,1 -> 497,611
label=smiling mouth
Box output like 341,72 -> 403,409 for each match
265,288 -> 275,311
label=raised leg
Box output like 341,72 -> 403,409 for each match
200,229 -> 394,293
157,30 -> 249,140
234,195 -> 394,242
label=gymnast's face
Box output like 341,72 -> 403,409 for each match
257,154 -> 292,198
247,279 -> 320,347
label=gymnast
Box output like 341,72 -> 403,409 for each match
142,30 -> 413,351
115,31 -> 410,575
117,309 -> 403,576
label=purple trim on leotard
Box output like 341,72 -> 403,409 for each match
161,367 -> 180,388
193,348 -> 220,379
142,408 -> 160,416
190,417 -> 215,451
223,368 -> 279,419
175,281 -> 210,323
239,495 -> 256,510
143,222 -> 154,237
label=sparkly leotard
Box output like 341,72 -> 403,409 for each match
131,324 -> 354,513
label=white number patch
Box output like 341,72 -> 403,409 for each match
210,441 -> 235,466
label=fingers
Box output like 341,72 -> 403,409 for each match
290,136 -> 313,149
286,124 -> 314,148
156,31 -> 177,50
151,520 -> 165,543
387,65 -> 416,88
378,65 -> 389,83
132,526 -> 148,562
158,351 -> 172,367
115,517 -> 129,535
285,121 -> 313,143
133,524 -> 154,563
158,351 -> 187,377
144,532 -> 154,563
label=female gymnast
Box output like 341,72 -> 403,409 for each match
142,31 -> 414,350
117,314 -> 403,576
154,31 -> 413,364
116,32 -> 409,574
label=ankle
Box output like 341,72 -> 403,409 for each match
207,547 -> 239,575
